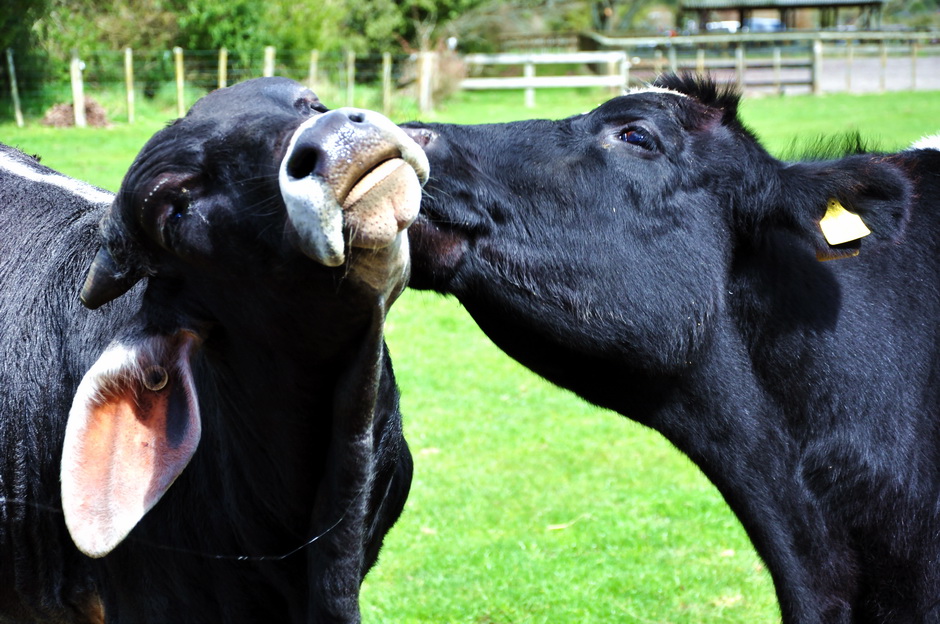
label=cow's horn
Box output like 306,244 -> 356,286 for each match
80,247 -> 139,310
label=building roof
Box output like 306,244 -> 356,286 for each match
680,0 -> 885,8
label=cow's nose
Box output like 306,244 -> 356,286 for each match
283,108 -> 401,198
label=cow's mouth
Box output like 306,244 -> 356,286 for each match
341,157 -> 423,250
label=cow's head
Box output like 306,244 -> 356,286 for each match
402,74 -> 911,392
61,77 -> 428,557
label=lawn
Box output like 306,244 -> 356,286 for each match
3,85 -> 939,623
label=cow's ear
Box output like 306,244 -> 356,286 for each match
782,155 -> 912,261
61,330 -> 202,558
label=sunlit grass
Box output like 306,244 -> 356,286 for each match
2,85 -> 938,623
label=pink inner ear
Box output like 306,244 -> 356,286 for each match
61,333 -> 201,558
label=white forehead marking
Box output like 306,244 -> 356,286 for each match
622,86 -> 689,98
0,150 -> 113,205
909,134 -> 940,151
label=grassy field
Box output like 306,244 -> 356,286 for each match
3,86 -> 939,623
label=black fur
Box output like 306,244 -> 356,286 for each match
0,77 -> 412,623
404,75 -> 940,623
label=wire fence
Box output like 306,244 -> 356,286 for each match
4,32 -> 939,127
2,47 -> 433,126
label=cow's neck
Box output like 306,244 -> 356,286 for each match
183,295 -> 384,511
465,292 -> 826,620
647,321 -> 853,623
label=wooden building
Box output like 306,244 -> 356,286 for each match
677,0 -> 887,31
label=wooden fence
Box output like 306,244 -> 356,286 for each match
460,51 -> 629,108
4,30 -> 939,127
584,30 -> 940,94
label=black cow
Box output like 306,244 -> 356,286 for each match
403,75 -> 940,623
0,76 -> 427,622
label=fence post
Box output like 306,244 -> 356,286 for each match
654,48 -> 664,75
173,46 -> 185,117
696,47 -> 705,76
382,52 -> 392,116
5,49 -> 24,128
879,39 -> 887,92
524,60 -> 535,108
772,47 -> 782,94
124,47 -> 135,124
345,50 -> 355,107
263,46 -> 276,77
734,44 -> 745,90
811,38 -> 823,95
667,46 -> 678,73
307,50 -> 319,90
911,41 -> 918,90
607,55 -> 621,94
417,51 -> 434,115
70,51 -> 86,128
620,54 -> 630,91
219,48 -> 228,89
845,41 -> 853,92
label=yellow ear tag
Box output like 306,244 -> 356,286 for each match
819,199 -> 871,246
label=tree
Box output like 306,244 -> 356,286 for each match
172,0 -> 262,57
262,0 -> 349,53
32,0 -> 180,59
340,0 -> 490,52
1,0 -> 47,51
591,0 -> 660,31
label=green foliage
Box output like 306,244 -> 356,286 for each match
592,0 -> 662,31
1,0 -> 51,113
25,0 -> 492,62
261,1 -> 349,53
337,0 -> 490,52
172,0 -> 262,56
32,0 -> 176,58
0,0 -> 47,51
886,0 -> 940,27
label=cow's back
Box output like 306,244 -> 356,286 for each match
0,144 -> 117,622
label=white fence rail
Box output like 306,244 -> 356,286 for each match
460,51 -> 629,108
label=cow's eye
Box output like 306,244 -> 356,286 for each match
170,200 -> 187,222
619,127 -> 654,150
169,189 -> 190,222
154,191 -> 191,247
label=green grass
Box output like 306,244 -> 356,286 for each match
368,293 -> 777,623
3,86 -> 939,623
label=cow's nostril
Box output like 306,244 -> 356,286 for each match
287,147 -> 319,180
348,111 -> 365,123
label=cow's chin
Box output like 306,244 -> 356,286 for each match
346,233 -> 411,308
343,158 -> 422,250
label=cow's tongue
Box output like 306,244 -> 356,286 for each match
341,158 -> 422,249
